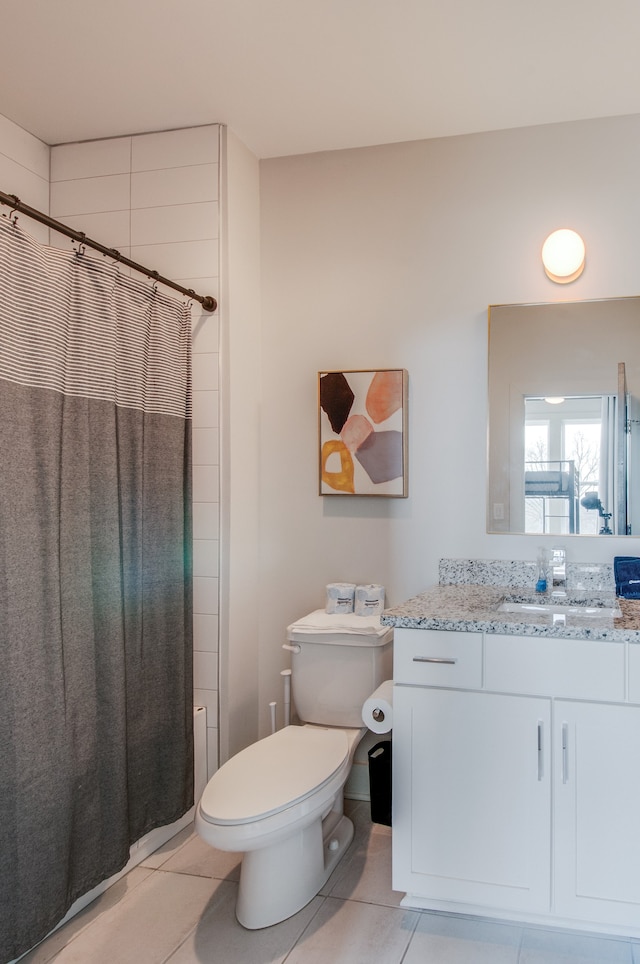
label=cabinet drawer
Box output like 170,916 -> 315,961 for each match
394,628 -> 482,688
485,634 -> 625,700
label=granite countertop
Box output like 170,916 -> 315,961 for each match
380,584 -> 640,642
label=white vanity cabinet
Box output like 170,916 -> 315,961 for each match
392,627 -> 640,935
393,683 -> 551,912
393,629 -> 551,914
554,699 -> 640,926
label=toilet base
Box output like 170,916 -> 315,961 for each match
236,808 -> 354,929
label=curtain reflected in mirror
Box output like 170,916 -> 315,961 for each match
488,298 -> 640,536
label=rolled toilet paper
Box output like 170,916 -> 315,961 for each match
325,582 -> 356,614
354,583 -> 385,616
362,679 -> 393,734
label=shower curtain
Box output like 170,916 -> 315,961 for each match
0,219 -> 194,963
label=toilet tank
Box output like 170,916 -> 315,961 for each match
287,620 -> 393,727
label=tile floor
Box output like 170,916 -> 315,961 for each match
19,800 -> 640,964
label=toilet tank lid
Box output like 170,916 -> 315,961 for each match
199,726 -> 349,825
287,610 -> 393,645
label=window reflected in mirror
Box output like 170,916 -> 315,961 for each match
524,395 -> 609,535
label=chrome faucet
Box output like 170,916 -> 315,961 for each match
551,547 -> 566,594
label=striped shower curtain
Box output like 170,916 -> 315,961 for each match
0,219 -> 194,962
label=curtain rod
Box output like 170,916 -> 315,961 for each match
0,191 -> 217,312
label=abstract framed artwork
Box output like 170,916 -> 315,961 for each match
319,369 -> 408,497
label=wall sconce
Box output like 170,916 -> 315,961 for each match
541,228 -> 586,283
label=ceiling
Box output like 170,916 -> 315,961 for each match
3,0 -> 640,158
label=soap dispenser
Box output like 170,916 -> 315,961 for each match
535,547 -> 548,593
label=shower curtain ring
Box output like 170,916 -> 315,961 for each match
6,193 -> 20,224
74,233 -> 86,257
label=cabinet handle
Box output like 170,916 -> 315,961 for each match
412,656 -> 457,664
537,720 -> 544,781
561,722 -> 569,784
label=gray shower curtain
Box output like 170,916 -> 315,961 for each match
0,219 -> 194,963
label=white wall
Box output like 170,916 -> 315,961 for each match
49,126 -> 222,776
218,128 -> 262,761
257,114 -> 640,736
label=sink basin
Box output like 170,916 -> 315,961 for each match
498,601 -> 622,619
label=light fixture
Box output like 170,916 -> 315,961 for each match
541,228 -> 586,283
544,396 -> 565,404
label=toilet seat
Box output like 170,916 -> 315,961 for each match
199,725 -> 349,826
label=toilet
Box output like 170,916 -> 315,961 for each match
195,610 -> 393,929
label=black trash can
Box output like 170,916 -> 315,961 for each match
368,740 -> 392,826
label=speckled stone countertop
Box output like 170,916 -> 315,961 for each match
381,578 -> 640,642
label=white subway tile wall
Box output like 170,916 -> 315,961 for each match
0,114 -> 50,242
192,425 -> 219,461
50,125 -> 221,777
50,210 -> 132,250
192,501 -> 220,540
130,239 -> 219,281
193,465 -> 220,503
132,164 -> 218,208
50,172 -> 131,216
130,127 -> 219,172
193,613 -> 219,652
51,136 -> 132,180
193,539 -> 219,579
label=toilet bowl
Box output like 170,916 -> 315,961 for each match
196,610 -> 393,929
195,723 -> 366,929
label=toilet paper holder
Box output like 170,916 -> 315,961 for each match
362,680 -> 393,734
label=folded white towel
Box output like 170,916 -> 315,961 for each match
287,609 -> 387,636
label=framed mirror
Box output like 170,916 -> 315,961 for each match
487,297 -> 640,536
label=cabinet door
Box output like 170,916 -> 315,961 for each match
554,700 -> 640,926
393,686 -> 551,912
